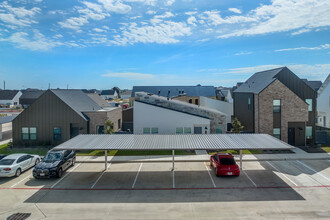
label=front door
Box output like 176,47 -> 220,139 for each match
288,127 -> 295,145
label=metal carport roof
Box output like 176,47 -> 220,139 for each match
53,133 -> 294,151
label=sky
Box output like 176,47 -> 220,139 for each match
0,0 -> 330,90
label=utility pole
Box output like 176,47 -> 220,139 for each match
3,80 -> 5,90
48,83 -> 50,89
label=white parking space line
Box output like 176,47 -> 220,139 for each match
266,161 -> 298,186
50,163 -> 82,189
132,163 -> 143,189
10,174 -> 31,188
296,160 -> 330,183
242,170 -> 257,187
204,162 -> 216,188
91,163 -> 112,189
172,170 -> 175,189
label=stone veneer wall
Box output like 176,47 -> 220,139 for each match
84,107 -> 122,133
257,79 -> 308,142
135,92 -> 226,133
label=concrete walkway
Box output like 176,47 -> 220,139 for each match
76,151 -> 330,163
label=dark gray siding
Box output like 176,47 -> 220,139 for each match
233,93 -> 254,132
277,68 -> 317,144
12,90 -> 88,147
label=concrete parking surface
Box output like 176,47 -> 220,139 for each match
0,159 -> 329,219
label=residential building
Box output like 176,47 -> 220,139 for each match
0,90 -> 22,107
12,89 -> 122,146
215,87 -> 233,103
120,90 -> 132,100
101,89 -> 118,100
130,85 -> 216,106
20,89 -> 45,109
317,74 -> 330,128
233,67 -> 317,146
122,107 -> 133,132
133,92 -> 226,134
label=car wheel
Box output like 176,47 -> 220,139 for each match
71,157 -> 76,167
35,158 -> 40,165
15,168 -> 21,177
57,168 -> 63,178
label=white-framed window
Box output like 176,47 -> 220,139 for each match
273,100 -> 281,113
305,99 -> 312,111
22,127 -> 29,140
151,128 -> 158,134
143,128 -> 150,134
273,128 -> 281,139
22,127 -> 37,140
184,127 -> 191,134
176,127 -> 183,134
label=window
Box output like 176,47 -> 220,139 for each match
248,97 -> 251,110
97,125 -> 104,134
176,127 -> 183,134
273,128 -> 281,139
30,127 -> 37,140
189,99 -> 192,103
306,126 -> 312,139
273,100 -> 281,113
184,127 -> 191,134
22,127 -> 29,140
54,127 -> 62,141
143,128 -> 150,134
118,119 -> 121,129
151,128 -> 158,134
22,127 -> 36,140
305,99 -> 312,111
195,99 -> 199,105
216,126 -> 222,134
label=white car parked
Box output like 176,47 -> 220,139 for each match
0,154 -> 41,177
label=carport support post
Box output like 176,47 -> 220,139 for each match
105,150 -> 108,170
239,150 -> 242,170
172,150 -> 175,171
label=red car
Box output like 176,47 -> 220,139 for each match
210,153 -> 240,176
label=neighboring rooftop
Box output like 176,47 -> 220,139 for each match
301,79 -> 323,91
0,90 -> 20,100
87,93 -> 110,108
20,90 -> 45,100
101,89 -> 116,95
132,85 -> 216,98
318,74 -> 330,95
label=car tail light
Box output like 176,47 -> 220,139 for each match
3,168 -> 11,171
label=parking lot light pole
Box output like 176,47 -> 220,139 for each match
105,150 -> 108,170
172,150 -> 175,171
239,150 -> 242,170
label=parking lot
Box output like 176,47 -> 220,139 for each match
0,159 -> 330,219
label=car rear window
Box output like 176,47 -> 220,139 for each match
0,159 -> 15,166
220,158 -> 236,165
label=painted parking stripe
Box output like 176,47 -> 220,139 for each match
50,163 -> 82,189
10,174 -> 31,188
90,163 -> 112,189
266,161 -> 298,186
204,162 -> 216,188
242,170 -> 257,187
132,163 -> 143,189
172,170 -> 175,189
296,160 -> 330,183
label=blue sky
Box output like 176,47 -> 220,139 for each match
0,0 -> 329,90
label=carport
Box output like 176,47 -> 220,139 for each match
53,133 -> 294,170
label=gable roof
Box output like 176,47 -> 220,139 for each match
19,90 -> 45,100
0,90 -> 20,100
51,89 -> 102,120
120,90 -> 132,96
101,89 -> 116,95
301,79 -> 322,91
132,86 -> 215,98
318,74 -> 330,95
234,67 -> 284,94
87,93 -> 110,108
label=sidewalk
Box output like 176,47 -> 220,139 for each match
76,151 -> 330,163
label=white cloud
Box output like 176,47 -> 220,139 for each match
98,0 -> 131,14
185,11 -> 197,16
165,0 -> 175,6
218,0 -> 330,38
101,72 -> 156,80
146,10 -> 156,15
0,2 -> 40,27
187,16 -> 197,26
228,8 -> 241,14
201,10 -> 257,26
275,43 -> 330,52
234,51 -> 252,56
93,28 -> 106,32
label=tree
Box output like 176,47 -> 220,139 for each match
231,117 -> 244,134
105,120 -> 114,134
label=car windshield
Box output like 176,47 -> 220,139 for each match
220,158 -> 236,165
0,159 -> 15,166
43,152 -> 62,162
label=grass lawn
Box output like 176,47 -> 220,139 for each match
0,143 -> 49,156
208,149 -> 262,155
321,147 -> 330,153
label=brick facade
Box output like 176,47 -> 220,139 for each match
256,79 -> 309,143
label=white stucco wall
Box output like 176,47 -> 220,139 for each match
317,83 -> 330,128
133,101 -> 210,134
200,96 -> 232,124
